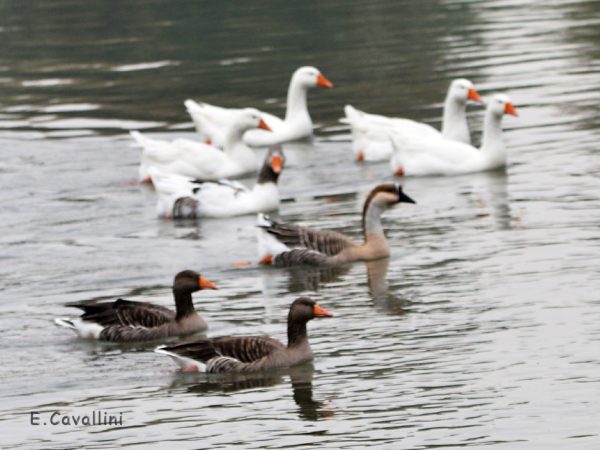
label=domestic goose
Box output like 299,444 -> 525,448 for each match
131,108 -> 271,182
185,66 -> 333,148
54,270 -> 218,342
390,94 -> 518,176
155,297 -> 332,373
343,79 -> 482,161
257,183 -> 416,267
149,147 -> 285,219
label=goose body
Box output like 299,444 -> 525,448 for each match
185,66 -> 332,148
343,79 -> 482,161
54,271 -> 218,342
257,184 -> 416,267
149,147 -> 285,219
131,108 -> 271,182
390,94 -> 518,176
155,297 -> 333,373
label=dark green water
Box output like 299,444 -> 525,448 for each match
1,0 -> 599,448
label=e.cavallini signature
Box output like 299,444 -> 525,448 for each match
30,410 -> 123,427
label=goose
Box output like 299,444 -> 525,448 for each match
131,108 -> 271,182
155,297 -> 332,373
149,147 -> 285,219
390,94 -> 518,177
54,270 -> 218,342
257,183 -> 416,267
343,79 -> 482,161
185,66 -> 333,148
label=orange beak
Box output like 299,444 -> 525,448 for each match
199,276 -> 218,290
356,150 -> 365,161
316,73 -> 333,88
467,87 -> 482,103
313,304 -> 334,318
504,102 -> 518,117
271,154 -> 283,174
258,119 -> 272,132
259,254 -> 273,265
394,166 -> 405,177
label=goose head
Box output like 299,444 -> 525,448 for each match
363,183 -> 416,213
487,94 -> 518,118
173,270 -> 218,294
267,146 -> 285,174
257,146 -> 286,184
292,66 -> 333,89
449,78 -> 482,104
288,297 -> 334,325
361,184 -> 416,237
234,108 -> 273,132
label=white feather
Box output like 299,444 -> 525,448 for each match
54,318 -> 104,339
256,214 -> 290,259
155,346 -> 206,372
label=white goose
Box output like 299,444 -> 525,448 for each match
131,108 -> 271,182
149,147 -> 285,219
185,66 -> 333,148
343,79 -> 482,161
390,94 -> 518,176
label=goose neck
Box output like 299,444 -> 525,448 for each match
284,78 -> 310,123
441,96 -> 468,142
256,162 -> 279,185
481,109 -> 505,153
287,318 -> 308,348
174,290 -> 196,321
223,125 -> 246,152
362,198 -> 386,241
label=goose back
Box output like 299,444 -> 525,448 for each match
261,219 -> 354,256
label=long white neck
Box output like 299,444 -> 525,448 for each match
441,95 -> 470,144
363,199 -> 386,239
480,109 -> 506,166
223,125 -> 247,154
223,125 -> 256,170
284,76 -> 310,124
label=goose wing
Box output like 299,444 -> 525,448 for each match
260,218 -> 354,257
70,299 -> 175,329
158,336 -> 285,373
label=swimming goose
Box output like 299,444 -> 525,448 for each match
54,270 -> 218,342
131,108 -> 271,182
257,183 -> 416,267
390,94 -> 518,176
343,79 -> 482,161
149,147 -> 285,219
185,66 -> 333,148
155,297 -> 332,373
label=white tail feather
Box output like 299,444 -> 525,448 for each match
54,318 -> 104,339
54,317 -> 76,329
155,346 -> 206,371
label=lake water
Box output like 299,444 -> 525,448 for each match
1,0 -> 599,448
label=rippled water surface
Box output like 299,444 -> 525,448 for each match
1,0 -> 599,448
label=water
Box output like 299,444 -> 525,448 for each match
1,0 -> 599,448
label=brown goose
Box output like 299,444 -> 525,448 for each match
256,183 -> 416,267
155,297 -> 333,373
54,270 -> 218,342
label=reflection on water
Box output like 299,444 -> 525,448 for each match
168,364 -> 333,422
365,258 -> 412,315
285,265 -> 352,293
468,170 -> 513,231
